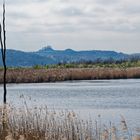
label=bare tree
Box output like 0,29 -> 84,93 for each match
0,0 -> 7,104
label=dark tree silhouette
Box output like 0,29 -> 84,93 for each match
0,0 -> 7,104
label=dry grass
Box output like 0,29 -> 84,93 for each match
0,67 -> 140,84
0,104 -> 140,140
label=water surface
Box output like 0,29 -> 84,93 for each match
0,79 -> 140,128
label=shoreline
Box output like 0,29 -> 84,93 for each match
0,67 -> 140,84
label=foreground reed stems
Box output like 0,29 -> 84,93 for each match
0,105 -> 140,140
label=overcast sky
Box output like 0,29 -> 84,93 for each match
0,0 -> 140,53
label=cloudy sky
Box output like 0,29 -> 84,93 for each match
0,0 -> 140,53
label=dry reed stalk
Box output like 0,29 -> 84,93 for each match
0,67 -> 140,84
0,105 -> 139,140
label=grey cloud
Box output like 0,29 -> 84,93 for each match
119,5 -> 140,15
0,0 -> 140,53
55,7 -> 84,17
77,15 -> 140,33
7,12 -> 31,19
22,21 -> 84,34
54,5 -> 107,18
95,0 -> 120,5
1,0 -> 47,4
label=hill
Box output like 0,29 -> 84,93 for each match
0,46 -> 138,67
0,49 -> 56,67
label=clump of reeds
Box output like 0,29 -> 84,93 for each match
0,104 -> 140,140
0,67 -> 140,84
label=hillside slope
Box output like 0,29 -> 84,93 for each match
0,46 -> 137,67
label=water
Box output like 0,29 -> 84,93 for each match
0,79 -> 140,128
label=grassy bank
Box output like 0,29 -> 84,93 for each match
0,67 -> 140,83
0,104 -> 139,140
42,60 -> 140,69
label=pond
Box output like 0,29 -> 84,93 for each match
0,79 -> 140,128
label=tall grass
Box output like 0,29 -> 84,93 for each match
0,67 -> 140,84
0,104 -> 140,140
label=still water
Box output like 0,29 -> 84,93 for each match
0,79 -> 140,128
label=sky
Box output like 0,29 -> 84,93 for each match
0,0 -> 140,53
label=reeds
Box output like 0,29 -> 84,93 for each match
0,67 -> 140,84
0,104 -> 139,140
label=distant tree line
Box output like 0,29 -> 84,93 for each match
57,56 -> 140,66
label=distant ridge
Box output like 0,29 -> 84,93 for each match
0,46 -> 139,67
38,46 -> 54,52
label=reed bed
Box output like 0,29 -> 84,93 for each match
0,67 -> 140,84
0,104 -> 140,140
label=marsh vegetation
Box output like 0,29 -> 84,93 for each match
0,104 -> 140,140
0,67 -> 140,84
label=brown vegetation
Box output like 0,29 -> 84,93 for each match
0,104 -> 139,140
0,67 -> 140,84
